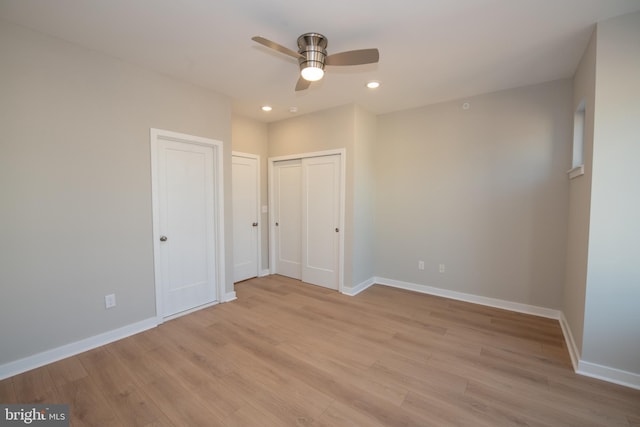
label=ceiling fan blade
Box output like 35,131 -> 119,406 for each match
252,36 -> 303,59
295,76 -> 311,91
325,48 -> 379,66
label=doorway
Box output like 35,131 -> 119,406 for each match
150,129 -> 225,320
232,153 -> 260,282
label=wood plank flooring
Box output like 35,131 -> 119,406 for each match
1,275 -> 639,426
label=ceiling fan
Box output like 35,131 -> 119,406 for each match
251,33 -> 379,91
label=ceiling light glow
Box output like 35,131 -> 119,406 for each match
301,66 -> 324,82
261,105 -> 272,112
366,81 -> 381,89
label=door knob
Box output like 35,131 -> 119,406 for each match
252,222 -> 258,227
160,236 -> 168,241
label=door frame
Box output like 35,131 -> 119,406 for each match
232,151 -> 262,282
150,128 -> 226,323
268,149 -> 346,293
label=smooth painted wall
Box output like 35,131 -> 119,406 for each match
231,115 -> 269,273
352,106 -> 377,286
0,21 -> 232,365
582,11 -> 640,374
374,80 -> 572,309
563,29 -> 597,358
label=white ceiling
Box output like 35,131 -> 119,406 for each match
2,0 -> 639,122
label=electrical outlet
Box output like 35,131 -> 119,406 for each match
439,264 -> 446,273
418,261 -> 425,270
105,294 -> 116,309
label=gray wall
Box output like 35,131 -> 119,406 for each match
582,11 -> 640,374
351,106 -> 377,286
231,116 -> 269,272
0,21 -> 232,365
374,80 -> 572,309
564,29 -> 597,357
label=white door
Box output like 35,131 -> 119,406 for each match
154,137 -> 218,318
302,155 -> 340,289
273,159 -> 302,279
232,155 -> 259,282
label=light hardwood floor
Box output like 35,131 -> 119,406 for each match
1,275 -> 639,426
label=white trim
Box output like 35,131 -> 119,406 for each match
260,269 -> 271,277
160,301 -> 219,323
150,128 -> 226,320
0,318 -> 157,381
232,151 -> 258,158
342,277 -> 376,296
223,291 -> 237,303
559,312 -> 580,371
269,149 -> 347,163
374,277 -> 561,319
268,149 -> 346,293
232,151 -> 262,282
577,360 -> 640,391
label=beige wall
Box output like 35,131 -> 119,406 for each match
0,21 -> 232,365
231,115 -> 269,272
375,80 -> 572,308
582,11 -> 640,374
563,29 -> 597,358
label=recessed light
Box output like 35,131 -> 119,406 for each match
366,81 -> 380,89
261,105 -> 272,112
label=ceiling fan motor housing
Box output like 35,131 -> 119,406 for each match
297,32 -> 327,73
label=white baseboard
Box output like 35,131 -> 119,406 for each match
559,312 -> 580,371
342,277 -> 376,296
1,291 -> 237,381
0,317 -> 157,381
259,269 -> 270,277
561,313 -> 640,390
578,360 -> 640,390
351,276 -> 640,391
223,291 -> 237,302
374,277 -> 561,319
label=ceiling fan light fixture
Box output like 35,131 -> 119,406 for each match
252,32 -> 379,91
301,66 -> 324,82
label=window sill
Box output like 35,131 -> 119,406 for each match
568,165 -> 584,179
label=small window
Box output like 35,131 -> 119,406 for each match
569,100 -> 586,179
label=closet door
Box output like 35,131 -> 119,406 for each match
301,155 -> 340,290
273,159 -> 302,279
